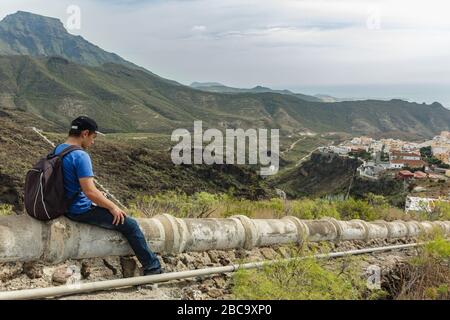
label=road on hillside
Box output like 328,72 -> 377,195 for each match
295,140 -> 335,167
281,137 -> 306,155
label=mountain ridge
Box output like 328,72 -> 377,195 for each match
0,55 -> 449,139
190,81 -> 322,102
0,11 -> 449,139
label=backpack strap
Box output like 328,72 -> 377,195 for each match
50,145 -> 85,203
47,145 -> 83,159
60,145 -> 84,202
59,145 -> 83,158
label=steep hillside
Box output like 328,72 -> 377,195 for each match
272,152 -> 406,205
0,11 -> 179,84
272,152 -> 361,198
0,11 -> 137,69
0,110 -> 275,212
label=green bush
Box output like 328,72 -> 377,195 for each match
222,198 -> 255,218
290,199 -> 339,220
232,246 -> 377,300
423,235 -> 450,259
336,198 -> 377,220
129,192 -> 408,221
389,235 -> 450,300
0,204 -> 13,216
428,201 -> 450,221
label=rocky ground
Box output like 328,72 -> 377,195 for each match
0,238 -> 418,300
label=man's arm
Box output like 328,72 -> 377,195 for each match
79,177 -> 127,225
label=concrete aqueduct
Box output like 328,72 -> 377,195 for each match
0,214 -> 449,263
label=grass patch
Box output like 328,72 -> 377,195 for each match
231,244 -> 385,300
0,204 -> 13,216
130,190 -> 450,222
130,191 -> 416,221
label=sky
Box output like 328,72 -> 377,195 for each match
1,0 -> 450,106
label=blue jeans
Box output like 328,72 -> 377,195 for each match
66,205 -> 161,271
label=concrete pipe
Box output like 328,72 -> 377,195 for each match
334,219 -> 368,241
0,215 -> 44,262
419,221 -> 435,234
249,218 -> 298,247
365,221 -> 389,240
403,221 -> 423,238
432,221 -> 450,235
302,219 -> 338,242
0,214 -> 449,263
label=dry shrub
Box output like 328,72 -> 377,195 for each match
383,236 -> 450,300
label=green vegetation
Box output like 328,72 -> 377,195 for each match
129,189 -> 450,222
130,191 -> 420,221
380,146 -> 390,162
232,236 -> 450,300
0,204 -> 13,216
232,245 -> 384,300
422,235 -> 450,259
335,197 -> 378,220
280,196 -> 410,221
130,191 -> 285,218
386,235 -> 450,300
272,152 -> 362,199
349,150 -> 372,161
288,199 -> 340,220
417,201 -> 450,221
278,134 -> 340,172
420,146 -> 450,169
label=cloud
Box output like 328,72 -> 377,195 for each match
191,25 -> 206,32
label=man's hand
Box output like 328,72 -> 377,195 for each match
80,177 -> 127,225
110,206 -> 127,225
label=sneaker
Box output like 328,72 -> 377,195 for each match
143,267 -> 164,276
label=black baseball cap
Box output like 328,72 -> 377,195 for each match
70,116 -> 104,135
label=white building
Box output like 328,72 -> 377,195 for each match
390,152 -> 421,161
318,146 -> 351,155
405,196 -> 445,213
389,162 -> 404,169
330,146 -> 351,155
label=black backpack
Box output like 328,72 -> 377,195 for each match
24,145 -> 82,221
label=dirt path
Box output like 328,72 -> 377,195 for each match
281,137 -> 306,155
295,140 -> 334,167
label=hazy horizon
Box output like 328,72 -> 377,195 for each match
187,82 -> 450,108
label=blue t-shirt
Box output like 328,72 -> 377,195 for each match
54,143 -> 94,214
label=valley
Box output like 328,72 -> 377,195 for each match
0,9 -> 449,302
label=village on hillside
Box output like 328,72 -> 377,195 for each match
318,131 -> 450,213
